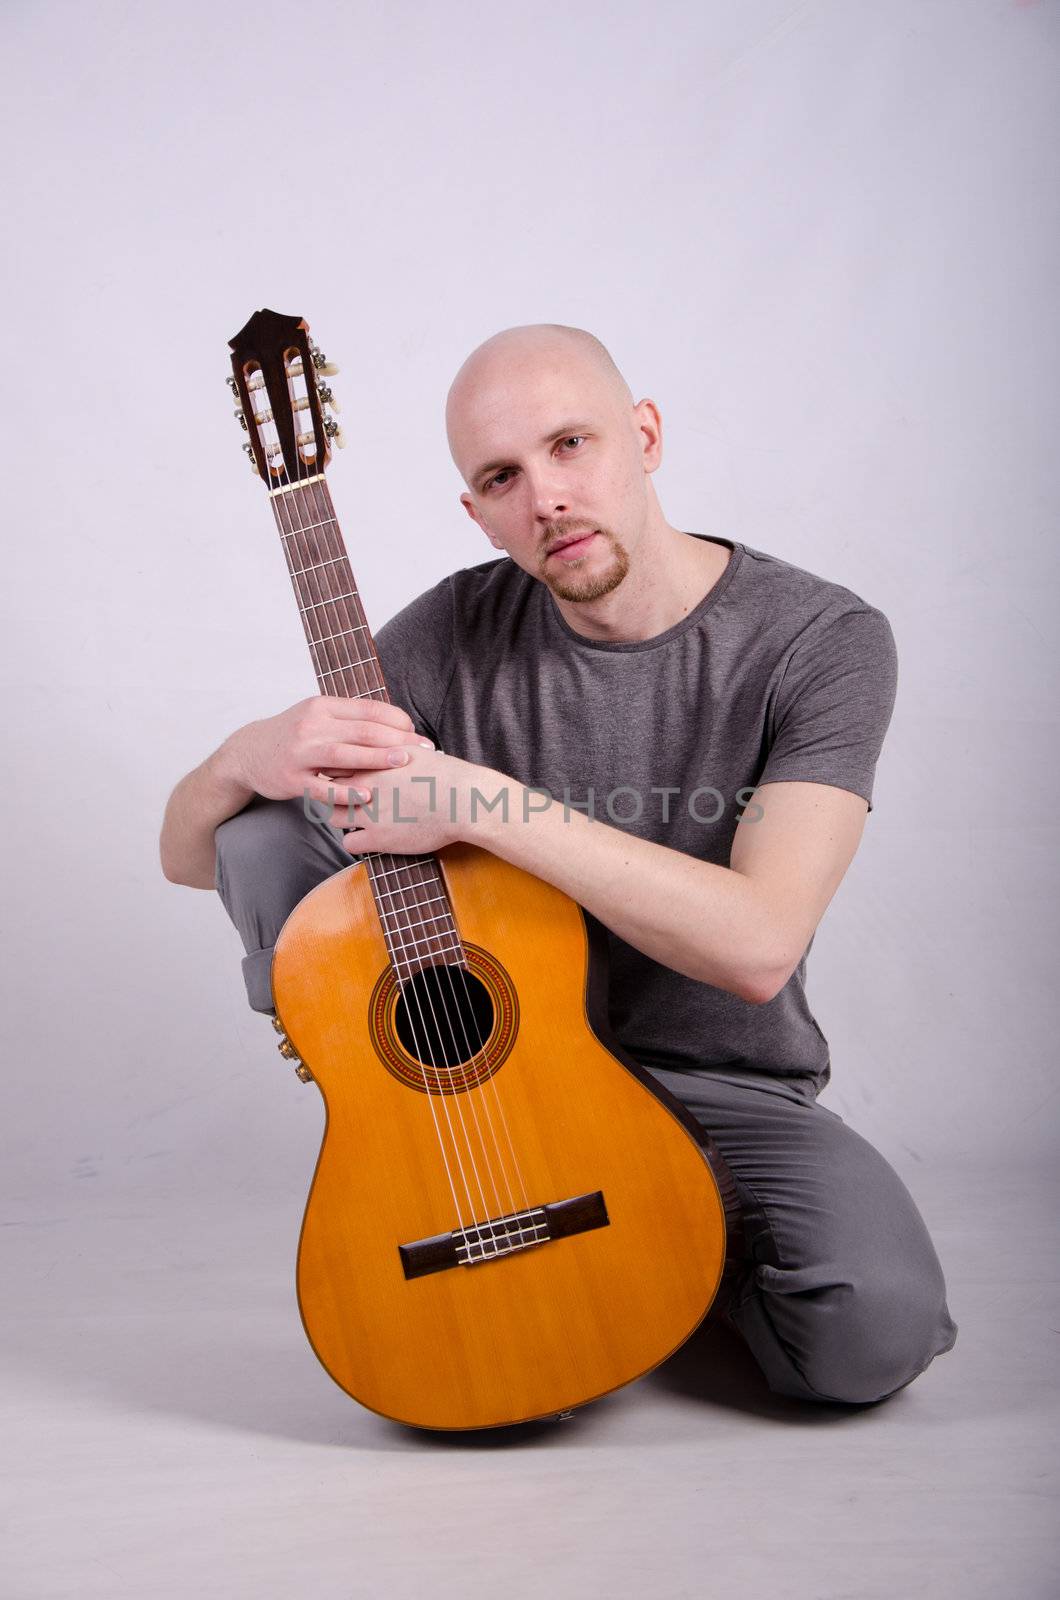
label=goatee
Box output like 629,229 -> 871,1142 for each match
540,526 -> 630,603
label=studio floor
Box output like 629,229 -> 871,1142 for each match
3,1160 -> 1055,1600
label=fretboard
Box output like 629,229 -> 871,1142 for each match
269,476 -> 465,983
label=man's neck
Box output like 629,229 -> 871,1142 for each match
549,524 -> 731,644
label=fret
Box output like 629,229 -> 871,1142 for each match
384,929 -> 464,960
380,938 -> 467,978
371,877 -> 446,904
317,661 -> 379,682
393,960 -> 469,986
369,860 -> 439,880
290,555 -> 348,577
299,590 -> 358,614
307,636 -> 373,668
380,907 -> 458,936
387,952 -> 465,983
373,886 -> 449,910
376,890 -> 453,918
381,916 -> 460,949
391,947 -> 467,976
278,517 -> 337,538
308,623 -> 372,646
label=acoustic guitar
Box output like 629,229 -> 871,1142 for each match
227,308 -> 742,1430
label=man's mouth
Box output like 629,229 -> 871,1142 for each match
547,530 -> 598,558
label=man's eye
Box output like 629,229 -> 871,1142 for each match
484,440 -> 583,491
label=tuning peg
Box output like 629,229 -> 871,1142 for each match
323,416 -> 346,448
306,334 -> 342,378
234,408 -> 248,430
226,375 -> 238,395
316,383 -> 341,412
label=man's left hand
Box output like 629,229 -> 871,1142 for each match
303,746 -> 496,856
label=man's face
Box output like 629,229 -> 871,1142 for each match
449,346 -> 656,604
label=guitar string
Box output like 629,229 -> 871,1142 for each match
274,463 -> 502,1242
261,348 -> 537,1256
270,365 -> 516,1244
302,498 -> 537,1245
284,462 -> 516,1244
293,450 -> 539,1239
298,474 -> 528,1241
273,382 -> 532,1246
265,387 -> 477,1235
263,365 -> 477,1234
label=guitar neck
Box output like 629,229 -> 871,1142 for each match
268,473 -> 465,981
268,476 -> 390,703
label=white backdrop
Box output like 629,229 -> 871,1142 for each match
3,0 -> 1057,1214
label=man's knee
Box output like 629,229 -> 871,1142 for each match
785,1257 -> 958,1405
730,1129 -> 959,1405
215,796 -> 345,897
213,795 -> 349,958
216,796 -> 302,877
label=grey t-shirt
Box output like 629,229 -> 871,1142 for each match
373,533 -> 898,1095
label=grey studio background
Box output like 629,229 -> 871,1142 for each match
3,1 -> 1057,1597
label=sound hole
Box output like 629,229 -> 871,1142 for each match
393,964 -> 495,1070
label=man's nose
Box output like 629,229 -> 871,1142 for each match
525,465 -> 569,521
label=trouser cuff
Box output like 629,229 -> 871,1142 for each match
242,947 -> 276,1014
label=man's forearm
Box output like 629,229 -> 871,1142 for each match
159,744 -> 255,890
463,775 -> 782,1005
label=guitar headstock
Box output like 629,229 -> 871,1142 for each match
227,308 -> 344,488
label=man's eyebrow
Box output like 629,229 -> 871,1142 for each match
470,422 -> 594,487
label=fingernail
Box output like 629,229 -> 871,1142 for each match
419,739 -> 434,748
388,748 -> 409,765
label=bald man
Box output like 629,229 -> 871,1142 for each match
160,324 -> 957,1409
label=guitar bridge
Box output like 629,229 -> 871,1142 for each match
398,1190 -> 609,1280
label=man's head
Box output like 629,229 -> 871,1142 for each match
445,324 -> 665,605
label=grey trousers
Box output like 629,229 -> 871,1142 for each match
214,794 -> 958,1408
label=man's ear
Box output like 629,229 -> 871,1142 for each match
461,493 -> 505,550
633,397 -> 663,474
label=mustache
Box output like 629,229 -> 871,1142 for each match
542,522 -> 605,554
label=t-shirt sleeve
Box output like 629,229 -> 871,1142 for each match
755,605 -> 898,812
372,576 -> 456,746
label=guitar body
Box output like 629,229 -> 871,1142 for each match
273,842 -> 732,1431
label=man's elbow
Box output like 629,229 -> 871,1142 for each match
740,955 -> 797,1007
162,866 -> 216,891
161,861 -> 205,889
159,841 -> 216,891
696,964 -> 781,1006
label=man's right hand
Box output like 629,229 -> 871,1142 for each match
218,695 -> 435,803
